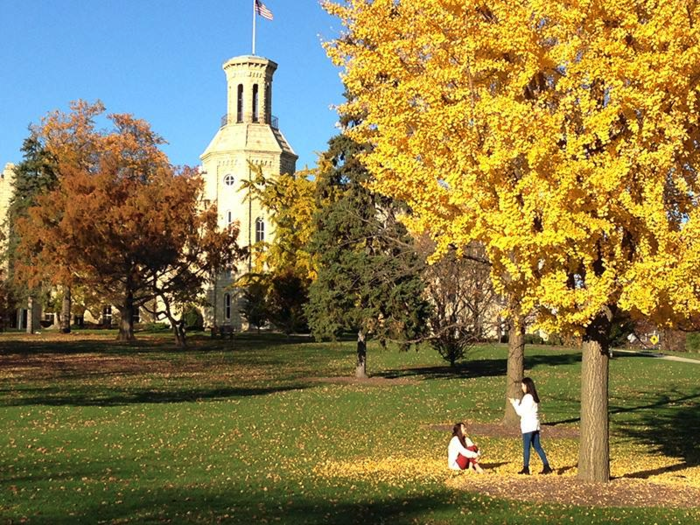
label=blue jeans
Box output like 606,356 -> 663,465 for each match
522,431 -> 549,468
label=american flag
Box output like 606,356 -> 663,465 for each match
255,0 -> 273,20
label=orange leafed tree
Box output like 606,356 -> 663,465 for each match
324,0 -> 700,482
15,101 -> 241,345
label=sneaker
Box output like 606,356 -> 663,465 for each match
541,465 -> 553,475
518,467 -> 530,475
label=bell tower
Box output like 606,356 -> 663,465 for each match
200,55 -> 297,330
224,56 -> 276,126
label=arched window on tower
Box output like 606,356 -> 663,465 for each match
237,84 -> 244,123
255,217 -> 265,243
252,84 -> 259,122
265,82 -> 272,124
224,293 -> 231,321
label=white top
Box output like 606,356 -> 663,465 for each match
511,393 -> 541,434
447,435 -> 479,470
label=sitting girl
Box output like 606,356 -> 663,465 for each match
448,422 -> 484,473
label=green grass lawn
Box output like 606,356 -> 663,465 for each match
0,333 -> 698,524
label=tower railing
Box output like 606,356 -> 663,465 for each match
220,114 -> 279,129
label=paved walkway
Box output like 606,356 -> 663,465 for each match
614,348 -> 700,364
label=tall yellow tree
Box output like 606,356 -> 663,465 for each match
241,163 -> 317,281
238,163 -> 317,334
324,0 -> 700,482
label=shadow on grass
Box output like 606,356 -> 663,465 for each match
544,390 -> 700,427
1,455 -> 462,525
556,464 -> 577,475
620,461 -> 693,481
27,485 -> 463,525
616,389 -> 700,480
0,331 -> 316,355
0,383 -> 310,407
0,338 -> 130,355
480,461 -> 510,470
543,387 -> 700,480
376,352 -> 582,381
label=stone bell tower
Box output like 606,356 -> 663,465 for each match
200,55 -> 297,330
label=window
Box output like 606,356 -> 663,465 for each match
252,84 -> 259,122
223,174 -> 235,186
237,84 -> 244,123
224,293 -> 231,321
227,210 -> 233,225
132,308 -> 140,324
255,217 -> 265,243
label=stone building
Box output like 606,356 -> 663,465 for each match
200,55 -> 297,330
0,164 -> 15,234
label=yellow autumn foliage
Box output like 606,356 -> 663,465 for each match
242,163 -> 318,280
324,0 -> 700,335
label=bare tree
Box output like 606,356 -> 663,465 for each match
419,238 -> 500,366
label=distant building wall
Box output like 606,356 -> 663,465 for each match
0,163 -> 16,257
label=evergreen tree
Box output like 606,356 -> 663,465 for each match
306,133 -> 430,378
5,134 -> 62,331
267,270 -> 310,335
240,279 -> 269,334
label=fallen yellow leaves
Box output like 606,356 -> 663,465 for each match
314,454 -> 446,486
446,475 -> 700,510
312,437 -> 700,506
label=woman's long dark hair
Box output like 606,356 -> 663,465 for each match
522,377 -> 540,403
452,422 -> 467,448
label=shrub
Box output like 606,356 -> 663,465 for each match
140,322 -> 171,332
609,316 -> 636,348
686,332 -> 700,353
524,333 -> 544,345
430,327 -> 474,367
661,329 -> 686,352
183,307 -> 204,331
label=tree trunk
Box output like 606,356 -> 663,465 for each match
173,319 -> 187,348
503,319 -> 525,426
578,310 -> 613,482
61,288 -> 72,334
356,329 -> 368,378
26,296 -> 36,334
161,298 -> 187,348
117,295 -> 136,342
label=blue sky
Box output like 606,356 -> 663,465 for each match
0,0 -> 345,170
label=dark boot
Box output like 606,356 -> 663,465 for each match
541,465 -> 553,475
518,466 -> 530,475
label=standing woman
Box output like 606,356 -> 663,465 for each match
509,377 -> 553,475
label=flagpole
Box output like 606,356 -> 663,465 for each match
252,0 -> 257,55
